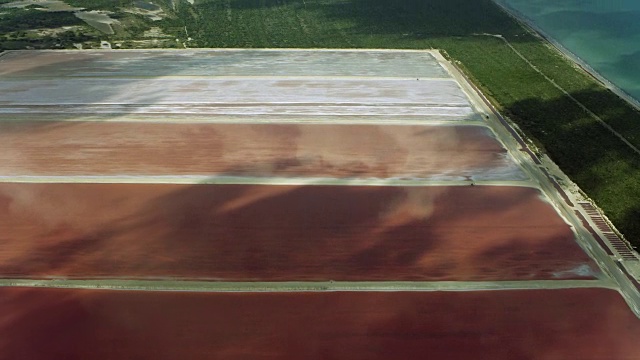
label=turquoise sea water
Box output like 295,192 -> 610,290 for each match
494,0 -> 640,103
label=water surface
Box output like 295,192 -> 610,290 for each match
495,0 -> 640,103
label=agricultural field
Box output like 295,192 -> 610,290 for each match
1,0 -> 637,248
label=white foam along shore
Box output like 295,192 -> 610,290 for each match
492,0 -> 640,112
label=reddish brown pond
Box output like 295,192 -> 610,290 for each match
1,287 -> 639,360
0,122 -> 523,179
0,184 -> 597,280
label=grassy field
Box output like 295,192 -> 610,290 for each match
156,0 -> 640,246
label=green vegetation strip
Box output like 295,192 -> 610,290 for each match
0,279 -> 614,292
151,0 -> 640,246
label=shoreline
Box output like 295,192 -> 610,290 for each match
492,0 -> 640,111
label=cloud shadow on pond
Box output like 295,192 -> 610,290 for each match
0,181 -> 598,281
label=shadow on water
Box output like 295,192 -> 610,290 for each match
0,179 -> 593,281
1,183 -> 444,280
